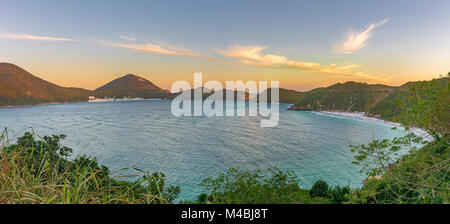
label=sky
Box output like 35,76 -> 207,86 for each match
0,0 -> 449,91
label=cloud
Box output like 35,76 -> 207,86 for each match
0,30 -> 389,82
110,42 -> 203,57
1,33 -> 76,42
335,18 -> 388,54
218,45 -> 389,81
120,35 -> 136,41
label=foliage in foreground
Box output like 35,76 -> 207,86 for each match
350,135 -> 449,204
348,73 -> 449,204
189,167 -> 354,204
0,130 -> 179,204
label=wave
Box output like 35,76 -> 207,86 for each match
312,111 -> 434,142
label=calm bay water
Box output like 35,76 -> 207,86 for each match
0,100 -> 407,200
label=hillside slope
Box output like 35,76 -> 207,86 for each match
287,77 -> 449,134
0,63 -> 92,106
371,76 -> 449,134
370,77 -> 449,118
257,88 -> 305,104
289,82 -> 396,112
94,74 -> 171,99
180,87 -> 251,101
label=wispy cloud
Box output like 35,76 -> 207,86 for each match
218,45 -> 389,81
110,42 -> 202,57
1,33 -> 76,42
0,30 -> 389,82
334,18 -> 388,54
119,35 -> 136,41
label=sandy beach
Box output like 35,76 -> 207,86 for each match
314,111 -> 434,141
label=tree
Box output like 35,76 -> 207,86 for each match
329,186 -> 351,204
197,167 -> 328,204
350,134 -> 449,203
350,133 -> 425,177
310,180 -> 329,198
394,76 -> 449,137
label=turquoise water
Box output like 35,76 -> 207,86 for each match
0,100 -> 407,200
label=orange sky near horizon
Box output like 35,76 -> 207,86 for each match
7,57 -> 447,92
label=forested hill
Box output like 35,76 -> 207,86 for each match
257,88 -> 305,104
288,81 -> 396,112
371,76 -> 449,134
0,63 -> 173,106
287,76 -> 449,135
0,62 -> 92,106
94,74 -> 172,99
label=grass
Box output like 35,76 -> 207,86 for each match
0,128 -> 179,204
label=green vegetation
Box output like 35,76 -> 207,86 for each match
187,168 -> 355,204
371,75 -> 449,135
191,168 -> 329,204
184,88 -> 251,101
348,74 -> 450,204
289,74 -> 449,133
0,129 -> 179,204
290,82 -> 395,111
257,88 -> 305,104
350,135 -> 449,203
309,180 -> 329,198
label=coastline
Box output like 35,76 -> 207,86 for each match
0,101 -> 85,109
0,98 -> 168,108
312,110 -> 434,141
88,97 -> 163,103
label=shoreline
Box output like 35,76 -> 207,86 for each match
0,98 -> 168,108
0,101 -> 86,109
88,98 -> 163,103
312,110 -> 433,141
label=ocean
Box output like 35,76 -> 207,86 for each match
0,100 -> 408,201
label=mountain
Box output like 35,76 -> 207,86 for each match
0,63 -> 92,106
0,64 -> 172,106
289,82 -> 396,112
288,77 -> 449,133
256,88 -> 305,104
180,87 -> 251,101
94,74 -> 171,99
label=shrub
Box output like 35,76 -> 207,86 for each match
310,180 -> 329,198
329,186 -> 351,204
0,130 -> 179,204
196,167 -> 329,204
